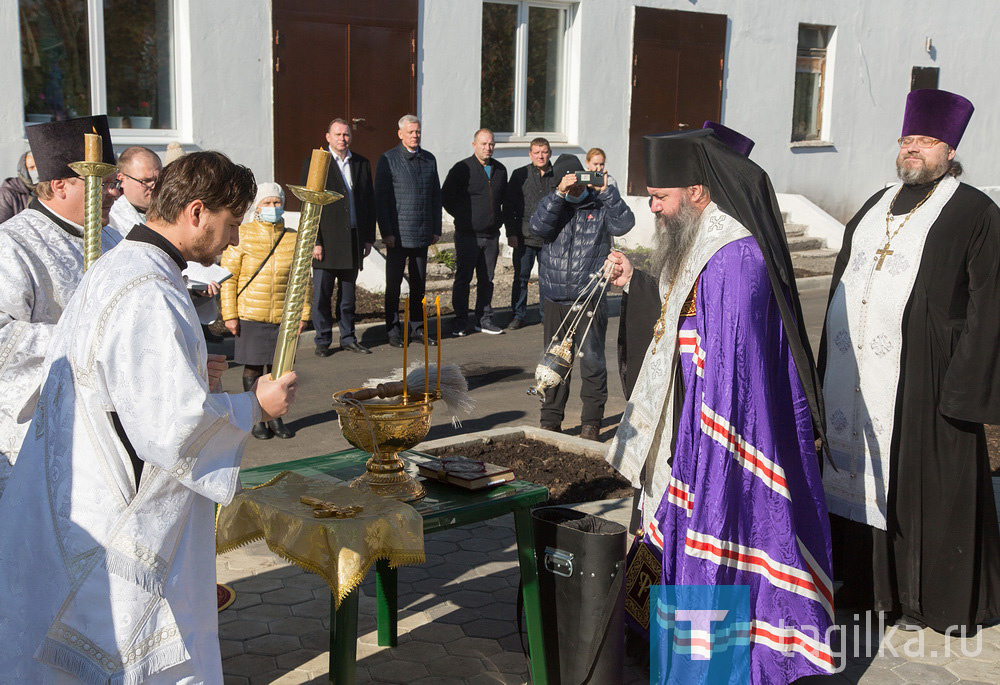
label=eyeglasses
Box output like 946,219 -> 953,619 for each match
121,172 -> 157,191
72,175 -> 120,191
897,136 -> 944,149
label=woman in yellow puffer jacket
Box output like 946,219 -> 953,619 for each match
221,182 -> 311,440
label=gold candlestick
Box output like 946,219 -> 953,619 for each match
402,296 -> 409,402
422,296 -> 429,396
271,150 -> 341,378
435,296 -> 442,392
68,132 -> 116,271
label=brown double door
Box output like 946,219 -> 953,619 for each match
272,0 -> 417,202
627,7 -> 727,195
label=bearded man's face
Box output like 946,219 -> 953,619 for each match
896,136 -> 955,184
647,188 -> 704,281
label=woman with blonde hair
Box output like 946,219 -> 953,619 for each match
585,147 -> 617,187
221,182 -> 310,439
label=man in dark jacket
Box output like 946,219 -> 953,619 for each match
442,128 -> 507,335
375,114 -> 441,347
0,152 -> 36,224
504,138 -> 555,329
307,118 -> 376,356
531,154 -> 634,440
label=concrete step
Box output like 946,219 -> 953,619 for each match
790,248 -> 838,275
784,222 -> 807,238
787,235 -> 827,252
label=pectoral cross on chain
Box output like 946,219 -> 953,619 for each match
875,243 -> 894,271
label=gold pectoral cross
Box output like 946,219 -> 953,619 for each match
875,243 -> 894,271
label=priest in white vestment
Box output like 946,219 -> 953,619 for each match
107,145 -> 162,243
0,151 -> 299,683
0,115 -> 118,492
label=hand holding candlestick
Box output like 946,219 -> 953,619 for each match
271,150 -> 342,378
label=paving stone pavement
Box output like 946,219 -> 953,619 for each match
218,496 -> 1000,684
217,506 -> 649,685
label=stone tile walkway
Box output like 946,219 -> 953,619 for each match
218,495 -> 1000,684
217,506 -> 647,684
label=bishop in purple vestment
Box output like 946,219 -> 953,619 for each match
607,129 -> 834,683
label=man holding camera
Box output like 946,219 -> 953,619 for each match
530,154 -> 634,439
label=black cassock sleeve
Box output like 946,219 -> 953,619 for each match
940,203 -> 1000,424
618,268 -> 661,399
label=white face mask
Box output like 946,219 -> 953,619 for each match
259,206 -> 283,224
27,168 -> 39,185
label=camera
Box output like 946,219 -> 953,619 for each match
574,170 -> 605,186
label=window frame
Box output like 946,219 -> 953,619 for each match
19,0 -> 191,143
790,23 -> 836,147
482,0 -> 575,144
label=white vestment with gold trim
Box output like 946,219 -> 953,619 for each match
0,239 -> 259,683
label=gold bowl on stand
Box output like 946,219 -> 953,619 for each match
333,389 -> 440,502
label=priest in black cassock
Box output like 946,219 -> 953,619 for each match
821,89 -> 1000,632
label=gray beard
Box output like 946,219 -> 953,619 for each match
650,198 -> 703,283
896,154 -> 950,185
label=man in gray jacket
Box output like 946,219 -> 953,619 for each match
531,154 -> 634,440
504,137 -> 555,329
375,114 -> 441,347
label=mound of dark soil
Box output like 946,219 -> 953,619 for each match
435,438 -> 633,505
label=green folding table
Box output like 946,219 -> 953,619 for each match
238,448 -> 550,684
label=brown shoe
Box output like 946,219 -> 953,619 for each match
540,422 -> 561,433
580,424 -> 600,441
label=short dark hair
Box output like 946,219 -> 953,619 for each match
529,137 -> 550,150
147,151 -> 256,224
327,117 -> 349,131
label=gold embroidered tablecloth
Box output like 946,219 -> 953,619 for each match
216,471 -> 425,608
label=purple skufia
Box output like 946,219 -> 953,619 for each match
702,120 -> 755,157
901,89 -> 974,148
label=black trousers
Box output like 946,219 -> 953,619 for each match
511,242 -> 541,321
452,232 -> 499,327
385,245 -> 428,337
540,298 -> 608,427
313,268 -> 358,346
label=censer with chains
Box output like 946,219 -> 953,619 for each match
528,262 -> 612,398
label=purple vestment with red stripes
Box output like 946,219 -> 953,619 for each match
647,236 -> 835,683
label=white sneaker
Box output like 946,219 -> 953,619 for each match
475,321 -> 504,335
